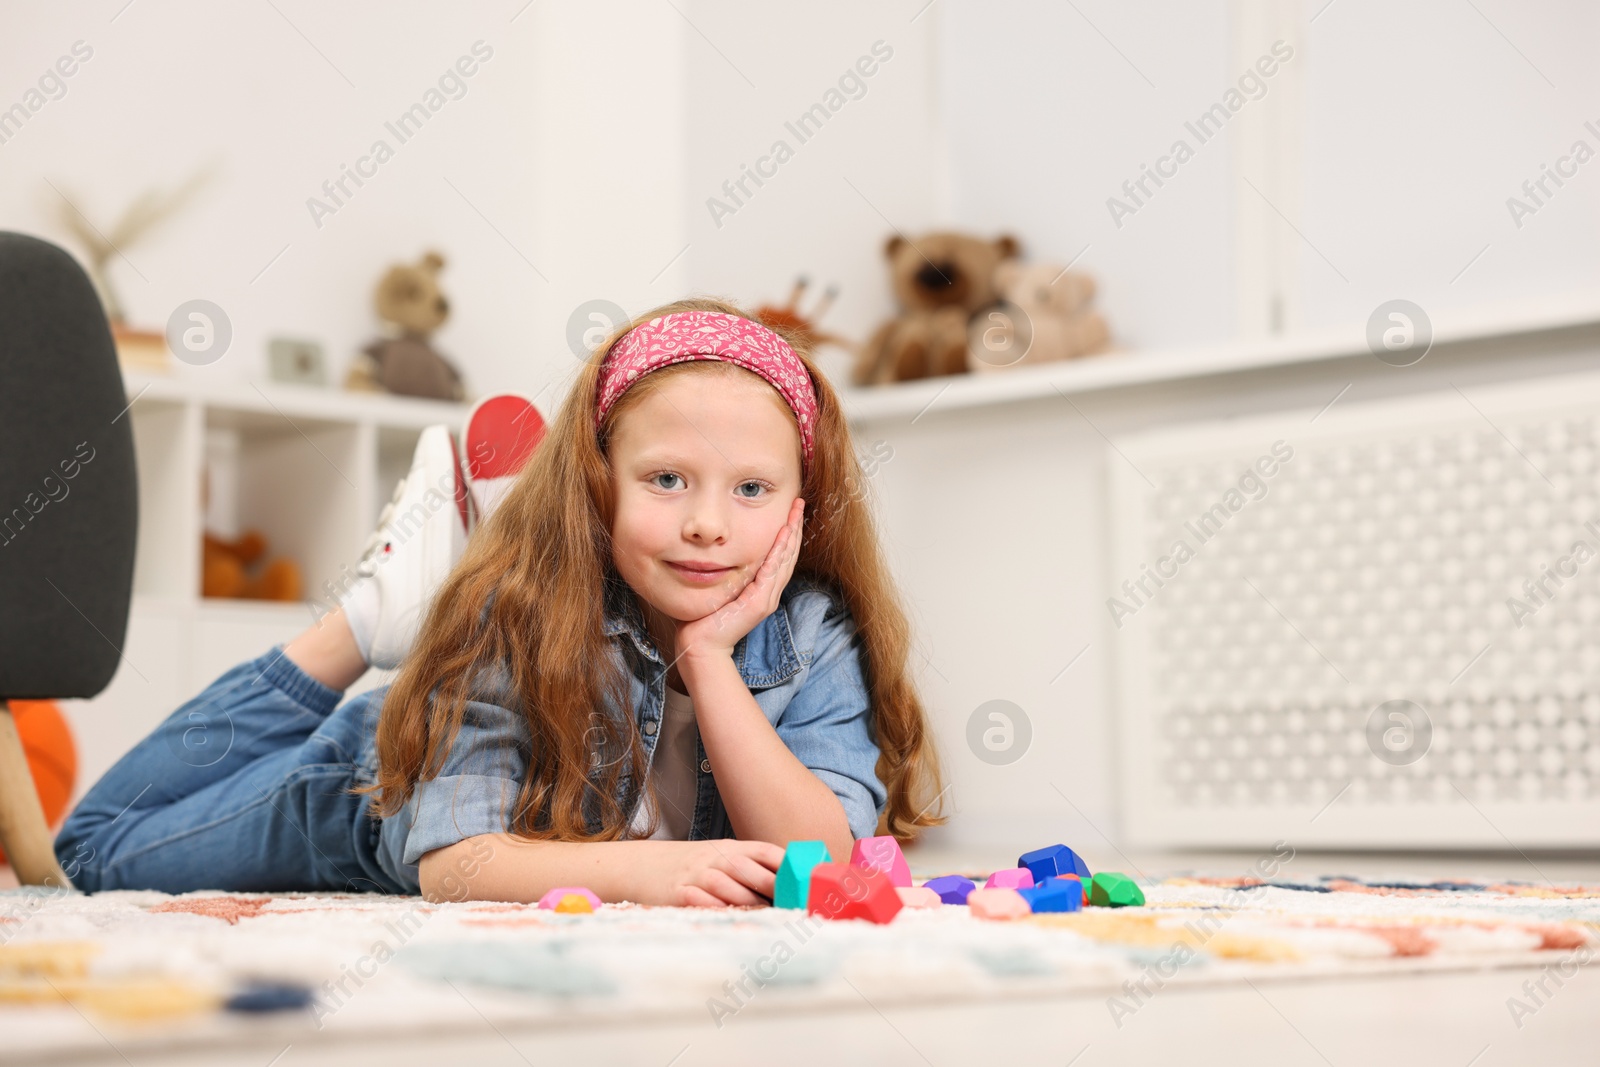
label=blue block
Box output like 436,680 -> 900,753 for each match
225,981 -> 315,1013
775,840 -> 832,909
921,875 -> 976,905
1017,878 -> 1084,914
1018,844 -> 1090,884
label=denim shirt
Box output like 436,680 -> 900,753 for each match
365,573 -> 888,893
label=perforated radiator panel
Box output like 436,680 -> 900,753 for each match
1108,369 -> 1600,849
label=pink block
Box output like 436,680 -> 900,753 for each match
984,868 -> 1034,891
537,886 -> 603,910
850,836 -> 912,887
968,888 -> 1031,920
895,886 -> 941,909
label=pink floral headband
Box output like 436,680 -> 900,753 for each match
595,310 -> 819,475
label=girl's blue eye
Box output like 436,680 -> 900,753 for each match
650,474 -> 770,497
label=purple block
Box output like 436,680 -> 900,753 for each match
921,875 -> 977,905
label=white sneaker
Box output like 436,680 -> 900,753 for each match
348,425 -> 468,669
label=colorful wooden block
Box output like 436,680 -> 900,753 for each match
1088,871 -> 1145,908
806,862 -> 903,924
967,888 -> 1031,920
1018,844 -> 1091,884
537,886 -> 602,911
921,875 -> 976,905
849,836 -> 912,887
774,841 -> 832,909
1017,878 -> 1083,913
1055,874 -> 1089,905
553,894 -> 593,914
896,886 -> 941,909
983,868 -> 1034,891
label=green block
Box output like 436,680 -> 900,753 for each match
1089,871 -> 1145,908
774,841 -> 832,909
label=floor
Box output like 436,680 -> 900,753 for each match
5,846 -> 1598,1066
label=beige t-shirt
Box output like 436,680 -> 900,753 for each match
629,682 -> 700,840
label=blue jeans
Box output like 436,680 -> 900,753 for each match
53,647 -> 409,895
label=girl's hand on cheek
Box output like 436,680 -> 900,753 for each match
671,497 -> 804,666
649,840 -> 784,907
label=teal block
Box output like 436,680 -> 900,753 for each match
775,840 -> 832,909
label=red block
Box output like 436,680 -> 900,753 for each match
806,862 -> 904,924
1056,874 -> 1089,905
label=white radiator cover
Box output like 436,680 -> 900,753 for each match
1108,368 -> 1600,849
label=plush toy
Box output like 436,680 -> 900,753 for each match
756,276 -> 851,351
344,250 -> 467,401
966,261 -> 1110,373
0,700 -> 76,867
852,231 -> 1020,386
202,530 -> 302,601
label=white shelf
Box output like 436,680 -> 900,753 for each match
837,291 -> 1600,422
122,371 -> 472,432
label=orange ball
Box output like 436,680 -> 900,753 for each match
0,700 -> 78,866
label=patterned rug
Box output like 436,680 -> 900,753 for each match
1,868 -> 1596,1062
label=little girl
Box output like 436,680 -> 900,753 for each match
54,298 -> 944,906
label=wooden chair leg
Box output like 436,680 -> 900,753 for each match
0,700 -> 72,889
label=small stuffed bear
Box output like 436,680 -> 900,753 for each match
344,250 -> 467,401
966,261 -> 1110,373
202,530 -> 302,601
853,232 -> 1021,386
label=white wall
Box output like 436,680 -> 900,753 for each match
939,0 -> 1236,350
936,0 -> 1600,349
1297,0 -> 1600,331
0,0 -> 688,408
679,2 -> 943,387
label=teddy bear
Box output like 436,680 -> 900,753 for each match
202,530 -> 302,601
966,260 -> 1111,373
852,232 -> 1021,386
344,250 -> 468,401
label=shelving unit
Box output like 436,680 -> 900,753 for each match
60,372 -> 470,809
122,372 -> 471,607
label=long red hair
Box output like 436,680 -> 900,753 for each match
354,297 -> 946,841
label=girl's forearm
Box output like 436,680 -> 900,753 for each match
422,834 -> 653,904
680,652 -> 853,861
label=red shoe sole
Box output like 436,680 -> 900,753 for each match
463,394 -> 547,481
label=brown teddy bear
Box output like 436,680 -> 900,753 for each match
966,261 -> 1110,373
344,250 -> 467,401
202,530 -> 302,601
852,232 -> 1020,386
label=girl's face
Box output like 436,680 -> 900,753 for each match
607,367 -> 803,653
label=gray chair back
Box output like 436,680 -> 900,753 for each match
0,231 -> 138,699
